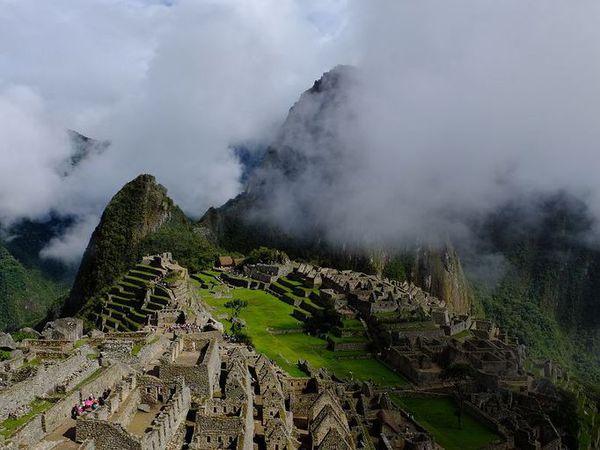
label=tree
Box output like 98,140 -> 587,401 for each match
224,299 -> 248,318
224,299 -> 252,345
245,247 -> 290,265
442,363 -> 476,430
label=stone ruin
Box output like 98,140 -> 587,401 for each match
0,256 -> 580,450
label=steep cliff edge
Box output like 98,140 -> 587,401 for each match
476,193 -> 600,382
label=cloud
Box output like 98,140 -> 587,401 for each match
0,84 -> 69,223
0,0 -> 348,261
249,0 -> 600,251
39,215 -> 100,265
3,0 -> 600,266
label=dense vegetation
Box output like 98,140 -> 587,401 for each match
475,194 -> 600,385
244,246 -> 289,265
140,222 -> 218,273
0,243 -> 66,331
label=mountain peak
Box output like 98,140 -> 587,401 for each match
64,173 -> 184,314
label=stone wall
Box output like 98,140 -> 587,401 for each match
142,385 -> 191,450
102,340 -> 134,361
461,400 -> 510,444
135,336 -> 170,366
0,346 -> 93,421
77,380 -> 191,450
330,341 -> 370,352
57,359 -> 101,394
111,386 -> 141,428
159,337 -> 220,397
7,363 -> 131,447
77,419 -> 142,450
370,301 -> 399,315
192,404 -> 253,450
385,349 -> 440,385
23,339 -> 74,352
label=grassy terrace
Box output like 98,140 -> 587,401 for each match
195,280 -> 408,386
391,395 -> 502,450
0,399 -> 54,438
0,365 -> 105,438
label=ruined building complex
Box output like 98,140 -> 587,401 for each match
0,254 -> 593,449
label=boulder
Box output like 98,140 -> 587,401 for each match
42,317 -> 84,341
89,329 -> 104,338
137,403 -> 151,413
0,333 -> 16,351
18,327 -> 42,339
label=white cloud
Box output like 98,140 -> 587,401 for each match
39,215 -> 100,265
0,0 -> 347,261
247,0 -> 600,248
3,0 -> 600,263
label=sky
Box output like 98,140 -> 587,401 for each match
1,0 -> 600,263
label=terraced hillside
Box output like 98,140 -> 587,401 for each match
89,263 -> 176,332
269,276 -> 324,322
270,276 -> 372,352
194,271 -> 408,386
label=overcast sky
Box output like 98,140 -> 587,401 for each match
1,0 -> 600,263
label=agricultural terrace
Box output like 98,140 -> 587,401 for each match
391,395 -> 503,450
192,273 -> 408,386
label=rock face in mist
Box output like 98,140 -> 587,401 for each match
201,66 -> 474,313
477,193 -> 600,381
65,174 -> 185,314
61,130 -> 110,177
413,244 -> 473,315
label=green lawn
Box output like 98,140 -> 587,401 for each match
196,282 -> 409,386
279,276 -> 303,287
392,396 -> 502,450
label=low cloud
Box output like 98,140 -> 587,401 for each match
0,0 -> 348,262
251,0 -> 600,254
2,0 -> 600,266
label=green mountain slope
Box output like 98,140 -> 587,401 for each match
474,194 -> 600,384
0,243 -> 66,331
65,174 -> 217,315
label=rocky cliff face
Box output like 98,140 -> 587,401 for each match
65,174 -> 186,314
413,244 -> 473,315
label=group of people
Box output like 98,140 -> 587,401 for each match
167,323 -> 202,333
70,389 -> 111,419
